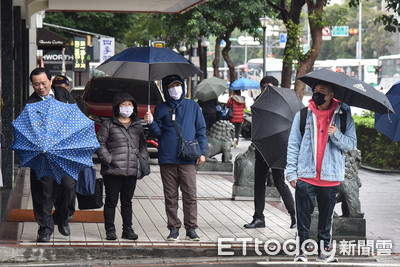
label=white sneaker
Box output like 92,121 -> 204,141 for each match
294,252 -> 307,262
316,251 -> 338,262
233,138 -> 238,148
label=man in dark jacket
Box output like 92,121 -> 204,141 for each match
244,76 -> 296,230
145,74 -> 206,241
25,67 -> 76,242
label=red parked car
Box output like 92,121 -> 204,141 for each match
76,76 -> 164,157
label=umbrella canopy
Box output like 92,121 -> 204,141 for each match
12,98 -> 100,184
230,78 -> 260,90
251,86 -> 304,168
193,77 -> 227,101
299,68 -> 394,114
97,47 -> 202,81
375,80 -> 400,141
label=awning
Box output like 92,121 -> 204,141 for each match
47,0 -> 208,13
37,28 -> 66,49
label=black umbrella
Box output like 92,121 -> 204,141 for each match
299,68 -> 394,114
251,86 -> 304,169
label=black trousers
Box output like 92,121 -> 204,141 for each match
103,175 -> 137,232
30,170 -> 76,235
203,112 -> 217,131
254,149 -> 295,219
232,122 -> 242,142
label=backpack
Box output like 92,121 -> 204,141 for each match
299,107 -> 347,137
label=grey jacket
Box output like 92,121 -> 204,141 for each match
96,92 -> 149,177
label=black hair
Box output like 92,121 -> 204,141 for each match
30,68 -> 51,83
260,76 -> 279,87
312,82 -> 334,93
233,90 -> 241,95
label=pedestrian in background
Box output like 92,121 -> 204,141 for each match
144,74 -> 206,241
286,82 -> 357,263
52,75 -> 71,91
226,89 -> 246,148
198,97 -> 219,132
244,76 -> 296,230
96,92 -> 149,241
25,67 -> 76,242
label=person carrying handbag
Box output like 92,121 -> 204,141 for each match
96,92 -> 149,241
145,74 -> 206,242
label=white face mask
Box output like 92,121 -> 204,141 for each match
119,106 -> 134,118
168,86 -> 183,100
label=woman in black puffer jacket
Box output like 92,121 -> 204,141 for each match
96,92 -> 149,241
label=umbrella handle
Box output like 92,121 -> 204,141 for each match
330,102 -> 343,126
148,82 -> 151,113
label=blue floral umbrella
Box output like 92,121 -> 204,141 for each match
230,78 -> 260,90
12,98 -> 100,184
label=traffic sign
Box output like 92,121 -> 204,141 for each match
332,26 -> 349,37
237,36 -> 260,46
322,26 -> 332,40
153,41 -> 165,48
322,27 -> 331,36
280,34 -> 287,43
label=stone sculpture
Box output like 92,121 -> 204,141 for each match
205,120 -> 234,163
234,144 -> 256,188
337,149 -> 364,218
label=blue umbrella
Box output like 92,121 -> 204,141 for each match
97,47 -> 202,111
230,78 -> 260,90
12,98 -> 100,183
375,80 -> 400,141
97,47 -> 202,81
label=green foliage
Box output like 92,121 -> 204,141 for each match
125,14 -> 164,47
353,113 -> 400,170
350,0 -> 400,33
44,12 -> 135,43
319,0 -> 394,60
283,20 -> 306,70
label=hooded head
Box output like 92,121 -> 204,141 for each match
112,92 -> 138,120
161,74 -> 185,102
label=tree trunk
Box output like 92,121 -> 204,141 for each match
277,0 -> 305,90
198,40 -> 207,81
295,0 -> 325,100
212,36 -> 223,77
222,35 -> 236,84
281,38 -> 295,89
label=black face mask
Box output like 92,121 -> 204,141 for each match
312,92 -> 327,106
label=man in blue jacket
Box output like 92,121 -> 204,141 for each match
286,82 -> 357,263
145,74 -> 206,241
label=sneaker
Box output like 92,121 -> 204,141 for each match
186,228 -> 200,241
233,138 -> 238,148
106,230 -> 117,240
122,228 -> 138,240
167,227 -> 179,241
294,252 -> 307,262
316,250 -> 338,262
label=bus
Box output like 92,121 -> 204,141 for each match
247,58 -> 283,84
313,58 -> 378,87
377,54 -> 400,92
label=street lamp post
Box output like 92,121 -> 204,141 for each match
259,15 -> 269,77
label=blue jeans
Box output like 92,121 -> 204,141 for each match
295,179 -> 339,251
